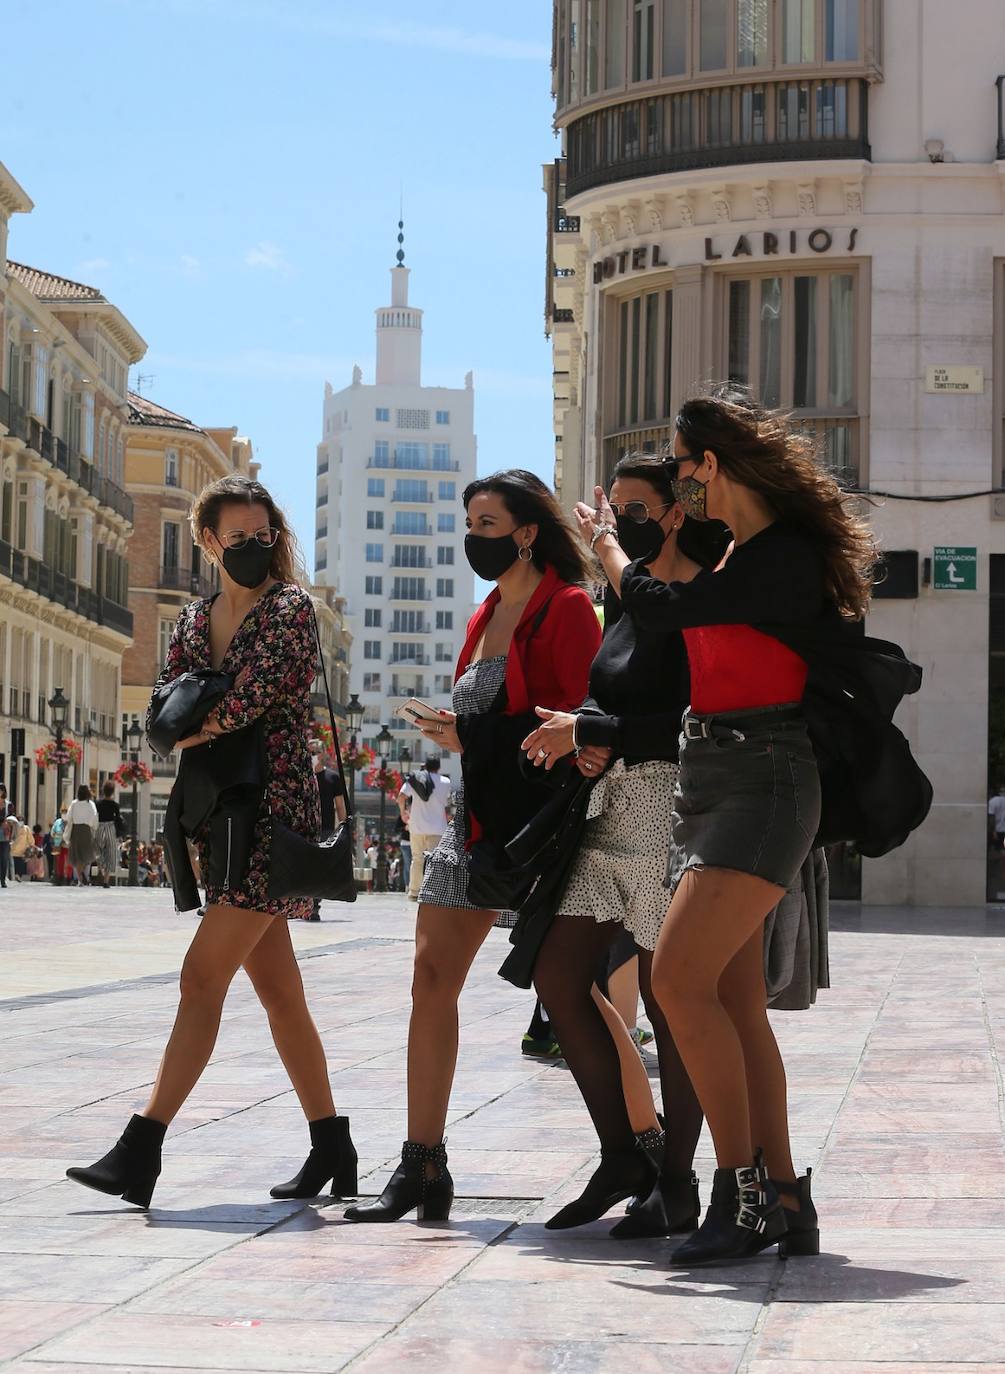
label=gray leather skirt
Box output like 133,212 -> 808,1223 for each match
666,704 -> 821,895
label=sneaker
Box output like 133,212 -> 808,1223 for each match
630,1026 -> 655,1048
521,1033 -> 563,1059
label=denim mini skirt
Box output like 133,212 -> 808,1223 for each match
666,703 -> 821,895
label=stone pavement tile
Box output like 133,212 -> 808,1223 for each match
0,1253 -> 194,1304
0,1181 -> 305,1225
127,1274 -> 437,1324
819,1198 -> 1005,1227
813,1171 -> 1005,1198
747,1364 -> 1005,1374
775,1252 -> 1005,1304
401,1277 -> 760,1344
752,1301 -> 1005,1363
350,1336 -> 742,1374
260,1210 -> 516,1248
0,1215 -> 267,1260
194,1236 -> 480,1286
0,1300 -> 110,1362
32,1311 -> 389,1371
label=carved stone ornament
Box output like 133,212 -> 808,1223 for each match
843,180 -> 864,215
674,192 -> 695,227
644,198 -> 664,232
709,186 -> 732,223
796,181 -> 817,216
622,202 -> 641,238
587,215 -> 603,252
600,211 -> 620,243
752,183 -> 773,219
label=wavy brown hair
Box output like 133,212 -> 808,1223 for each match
675,384 -> 877,619
191,474 -> 304,586
462,468 -> 593,585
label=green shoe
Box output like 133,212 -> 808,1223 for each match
630,1026 -> 655,1047
521,1033 -> 562,1059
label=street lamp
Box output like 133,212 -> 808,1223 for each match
375,722 -> 393,894
345,693 -> 364,868
126,719 -> 143,887
48,687 -> 70,821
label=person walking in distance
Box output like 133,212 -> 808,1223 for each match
0,786 -> 10,890
66,786 -> 99,886
94,782 -> 125,889
398,757 -> 452,901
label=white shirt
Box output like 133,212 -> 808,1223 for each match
989,795 -> 1005,832
66,799 -> 99,832
399,772 -> 452,837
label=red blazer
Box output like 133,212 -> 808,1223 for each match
456,564 -> 601,717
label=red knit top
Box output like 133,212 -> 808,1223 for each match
683,624 -> 808,715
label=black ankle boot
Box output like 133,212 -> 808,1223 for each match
773,1169 -> 819,1257
343,1140 -> 453,1223
270,1115 -> 358,1200
66,1114 -> 166,1209
670,1150 -> 786,1267
545,1144 -> 657,1231
610,1167 -> 700,1238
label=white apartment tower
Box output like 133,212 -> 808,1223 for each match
315,226 -> 477,757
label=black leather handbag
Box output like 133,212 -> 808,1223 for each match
267,607 -> 356,904
147,670 -> 234,758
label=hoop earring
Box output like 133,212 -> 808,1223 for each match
518,544 -> 534,563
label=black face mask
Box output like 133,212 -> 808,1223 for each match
616,515 -> 670,563
220,540 -> 274,589
464,532 -> 521,582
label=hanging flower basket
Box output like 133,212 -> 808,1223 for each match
344,740 -> 376,772
113,760 -> 154,787
364,764 -> 403,796
34,737 -> 83,770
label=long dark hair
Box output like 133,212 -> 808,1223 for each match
675,384 -> 877,618
610,453 -> 730,570
191,474 -> 304,586
462,469 -> 592,585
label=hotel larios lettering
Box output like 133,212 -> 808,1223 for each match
591,228 -> 858,283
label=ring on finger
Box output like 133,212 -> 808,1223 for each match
537,748 -> 547,759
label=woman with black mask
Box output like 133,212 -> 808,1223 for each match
65,475 -> 356,1210
346,469 -> 601,1223
522,454 -> 724,1237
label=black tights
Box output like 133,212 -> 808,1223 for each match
534,914 -> 704,1175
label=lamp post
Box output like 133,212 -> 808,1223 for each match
345,693 -> 364,869
126,719 -> 143,887
375,723 -> 393,894
48,687 -> 70,821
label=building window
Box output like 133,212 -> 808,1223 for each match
724,266 -> 860,480
434,674 -> 453,694
158,618 -> 175,667
374,440 -> 390,465
394,510 -> 430,535
164,449 -> 179,487
363,640 -> 381,660
367,477 -> 385,497
365,575 -> 383,594
375,407 -> 390,421
392,576 -> 426,599
612,287 -> 674,433
395,441 -> 429,468
394,479 -> 429,502
662,0 -> 688,73
736,0 -> 769,65
366,510 -> 384,530
393,544 -> 426,568
162,521 -> 179,570
435,410 -> 450,425
393,610 -> 427,633
438,480 -> 456,500
365,542 -> 383,563
699,0 -> 728,69
437,546 -> 454,566
782,0 -> 815,61
435,611 -> 453,630
632,0 -> 655,81
432,443 -> 452,470
826,0 -> 858,60
364,608 -> 382,627
397,408 -> 430,429
363,671 -> 381,691
316,555 -> 327,571
436,578 -> 454,598
437,513 -> 455,532
606,0 -> 627,86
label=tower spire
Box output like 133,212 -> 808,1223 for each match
395,198 -> 405,267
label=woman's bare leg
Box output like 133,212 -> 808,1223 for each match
717,927 -> 797,1193
650,868 -> 786,1167
606,956 -> 641,1035
591,986 -> 660,1134
407,902 -> 498,1145
243,917 -> 336,1121
143,904 -> 275,1124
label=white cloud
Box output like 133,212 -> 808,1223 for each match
179,254 -> 201,276
244,241 -> 293,275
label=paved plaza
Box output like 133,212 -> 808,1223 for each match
0,886 -> 1003,1372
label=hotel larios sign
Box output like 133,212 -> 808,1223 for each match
591,227 -> 859,283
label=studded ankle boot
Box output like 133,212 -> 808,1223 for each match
343,1140 -> 453,1223
670,1149 -> 786,1267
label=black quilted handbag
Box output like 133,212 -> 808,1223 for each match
267,607 -> 357,904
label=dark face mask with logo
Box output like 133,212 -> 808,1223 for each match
464,531 -> 522,582
218,538 -> 275,589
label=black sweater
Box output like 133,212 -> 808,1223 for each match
575,586 -> 690,765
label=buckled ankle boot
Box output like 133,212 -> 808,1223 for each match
773,1169 -> 819,1257
66,1114 -> 166,1210
611,1160 -> 700,1238
344,1140 -> 453,1223
270,1115 -> 358,1200
545,1140 -> 657,1231
670,1149 -> 787,1267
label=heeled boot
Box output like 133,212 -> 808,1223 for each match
670,1149 -> 787,1267
66,1114 -> 166,1210
270,1115 -> 358,1200
773,1169 -> 820,1257
545,1137 -> 657,1231
344,1140 -> 453,1223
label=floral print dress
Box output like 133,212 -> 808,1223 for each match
149,582 -> 320,919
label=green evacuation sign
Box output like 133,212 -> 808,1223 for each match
933,546 -> 977,591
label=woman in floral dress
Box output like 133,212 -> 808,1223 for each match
65,475 -> 357,1210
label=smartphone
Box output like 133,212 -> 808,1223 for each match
394,697 -> 444,726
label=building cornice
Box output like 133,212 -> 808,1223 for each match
0,161 -> 32,216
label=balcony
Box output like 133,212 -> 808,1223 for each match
565,78 -> 871,199
390,524 -> 432,538
391,492 -> 434,503
367,455 -> 460,472
0,538 -> 133,637
388,655 -> 430,667
391,621 -> 431,635
390,587 -> 432,601
159,565 -> 216,599
390,557 -> 430,570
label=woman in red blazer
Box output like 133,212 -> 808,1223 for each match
346,470 -> 601,1224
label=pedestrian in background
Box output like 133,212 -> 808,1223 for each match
0,785 -> 11,890
51,806 -> 69,885
398,756 -> 452,901
66,785 -> 99,886
95,781 -> 125,889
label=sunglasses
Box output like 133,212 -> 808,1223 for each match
607,499 -> 675,525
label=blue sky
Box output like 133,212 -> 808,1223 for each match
3,1 -> 557,566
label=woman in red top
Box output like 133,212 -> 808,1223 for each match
585,387 -> 876,1266
347,470 -> 601,1224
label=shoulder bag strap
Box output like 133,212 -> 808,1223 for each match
309,602 -> 353,821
